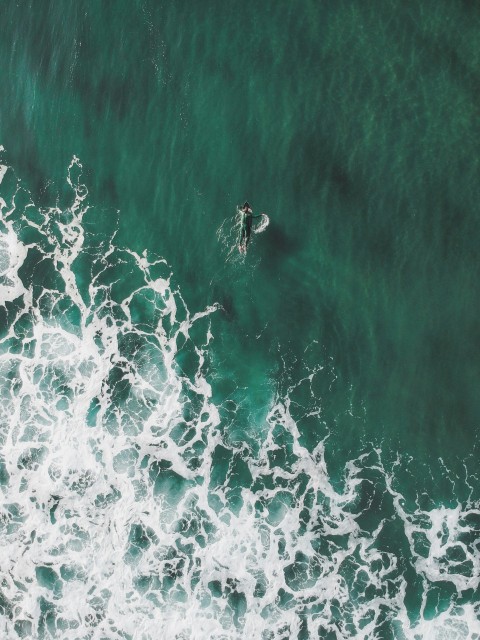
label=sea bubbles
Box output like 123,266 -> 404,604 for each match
0,154 -> 479,639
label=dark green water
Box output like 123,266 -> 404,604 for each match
3,0 -> 479,474
1,1 -> 480,636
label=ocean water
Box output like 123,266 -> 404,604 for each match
1,1 -> 480,638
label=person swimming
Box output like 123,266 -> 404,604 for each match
238,202 -> 261,253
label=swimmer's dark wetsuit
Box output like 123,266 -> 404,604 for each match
238,208 -> 261,250
239,210 -> 253,248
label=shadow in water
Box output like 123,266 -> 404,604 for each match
260,221 -> 302,274
210,284 -> 236,322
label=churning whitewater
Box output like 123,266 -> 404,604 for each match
0,155 -> 479,639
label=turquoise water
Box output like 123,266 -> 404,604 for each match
1,1 -> 480,637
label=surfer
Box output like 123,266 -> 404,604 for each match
238,202 -> 262,253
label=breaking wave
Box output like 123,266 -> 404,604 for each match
0,152 -> 479,639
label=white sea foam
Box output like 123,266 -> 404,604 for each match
0,155 -> 479,639
253,214 -> 270,234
